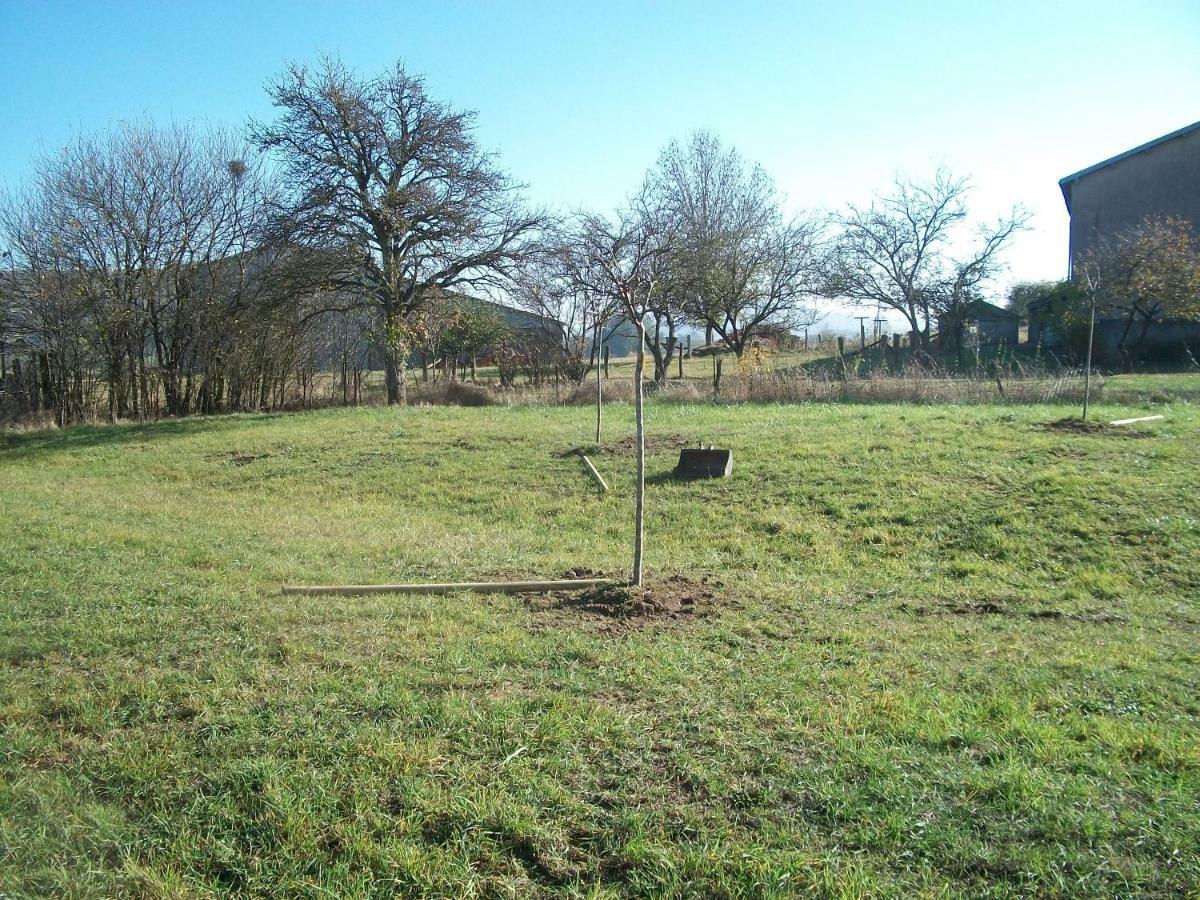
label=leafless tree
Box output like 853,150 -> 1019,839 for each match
510,238 -> 615,438
646,132 -> 825,358
509,235 -> 609,381
253,57 -> 543,405
0,122 -> 320,424
827,169 -> 1026,357
563,205 -> 671,586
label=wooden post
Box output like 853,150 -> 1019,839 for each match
837,336 -> 846,379
677,343 -> 684,378
603,346 -> 610,379
632,320 -> 646,587
892,333 -> 901,373
713,357 -> 723,397
803,328 -> 808,350
1083,293 -> 1097,421
595,348 -> 603,443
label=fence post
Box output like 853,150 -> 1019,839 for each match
837,336 -> 846,380
677,343 -> 684,378
602,346 -> 610,379
714,357 -> 723,397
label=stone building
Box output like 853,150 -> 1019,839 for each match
1029,121 -> 1200,362
1059,119 -> 1200,270
937,299 -> 1020,347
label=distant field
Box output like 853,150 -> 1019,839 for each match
2,399 -> 1199,896
326,355 -> 1200,409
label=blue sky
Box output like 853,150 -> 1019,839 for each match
2,0 -> 1198,327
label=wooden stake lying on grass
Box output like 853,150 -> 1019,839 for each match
1109,415 -> 1164,426
580,453 -> 609,493
282,578 -> 615,596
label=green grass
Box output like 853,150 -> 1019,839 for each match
2,396 -> 1198,897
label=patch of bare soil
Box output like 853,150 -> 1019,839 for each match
899,599 -> 1127,624
552,436 -> 692,459
597,434 -> 692,456
227,451 -> 270,466
528,572 -> 725,635
1039,417 -> 1152,438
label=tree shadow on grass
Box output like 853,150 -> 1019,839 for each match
645,468 -> 736,486
0,412 -> 289,460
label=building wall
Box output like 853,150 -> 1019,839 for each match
978,318 -> 1019,345
1028,306 -> 1200,364
1066,127 -> 1200,268
935,313 -> 1018,346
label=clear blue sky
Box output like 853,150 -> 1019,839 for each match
2,0 -> 1198,325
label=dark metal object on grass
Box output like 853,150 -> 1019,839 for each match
674,447 -> 733,478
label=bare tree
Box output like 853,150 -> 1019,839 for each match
509,237 -> 608,382
647,132 -> 824,358
1,123 -> 282,423
511,238 -> 615,440
828,170 -> 1026,356
253,57 -> 543,405
563,205 -> 670,586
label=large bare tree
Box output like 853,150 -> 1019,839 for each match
828,170 -> 1025,356
253,58 -> 543,404
647,132 -> 824,358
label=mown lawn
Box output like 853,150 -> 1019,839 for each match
1,396 -> 1198,897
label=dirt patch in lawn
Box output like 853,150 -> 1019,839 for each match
1038,417 -> 1153,438
552,435 -> 693,459
227,451 -> 271,466
600,433 -> 692,456
898,598 -> 1127,624
528,571 -> 725,635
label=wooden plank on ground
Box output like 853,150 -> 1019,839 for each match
282,578 -> 615,596
1109,415 -> 1164,426
580,454 -> 609,492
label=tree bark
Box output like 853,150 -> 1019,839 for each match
384,354 -> 401,405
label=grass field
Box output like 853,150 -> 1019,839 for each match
2,395 -> 1199,897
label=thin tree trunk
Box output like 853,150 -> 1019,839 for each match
595,348 -> 603,444
631,319 -> 646,587
1082,293 -> 1097,421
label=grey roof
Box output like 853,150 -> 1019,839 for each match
963,298 -> 1019,320
1058,120 -> 1200,212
